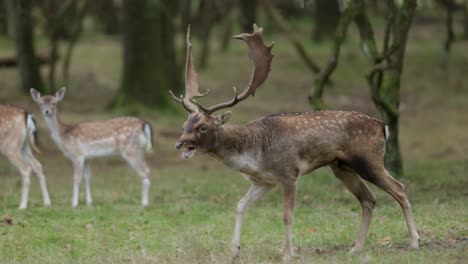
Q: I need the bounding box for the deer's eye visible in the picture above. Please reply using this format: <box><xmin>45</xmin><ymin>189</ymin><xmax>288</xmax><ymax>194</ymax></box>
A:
<box><xmin>198</xmin><ymin>125</ymin><xmax>208</xmax><ymax>133</ymax></box>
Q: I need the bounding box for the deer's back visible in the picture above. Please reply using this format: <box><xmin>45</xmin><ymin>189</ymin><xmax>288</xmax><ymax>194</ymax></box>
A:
<box><xmin>0</xmin><ymin>105</ymin><xmax>28</xmax><ymax>154</ymax></box>
<box><xmin>251</xmin><ymin>111</ymin><xmax>387</xmax><ymax>176</ymax></box>
<box><xmin>64</xmin><ymin>117</ymin><xmax>145</xmax><ymax>141</ymax></box>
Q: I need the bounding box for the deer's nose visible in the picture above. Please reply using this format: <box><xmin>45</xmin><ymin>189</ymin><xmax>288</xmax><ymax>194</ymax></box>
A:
<box><xmin>175</xmin><ymin>140</ymin><xmax>184</xmax><ymax>149</ymax></box>
<box><xmin>44</xmin><ymin>109</ymin><xmax>51</xmax><ymax>115</ymax></box>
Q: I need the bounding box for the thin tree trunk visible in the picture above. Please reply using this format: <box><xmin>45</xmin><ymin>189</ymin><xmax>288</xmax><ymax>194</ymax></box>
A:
<box><xmin>48</xmin><ymin>35</ymin><xmax>59</xmax><ymax>91</ymax></box>
<box><xmin>0</xmin><ymin>0</ymin><xmax>8</xmax><ymax>35</ymax></box>
<box><xmin>62</xmin><ymin>0</ymin><xmax>90</xmax><ymax>81</ymax></box>
<box><xmin>261</xmin><ymin>0</ymin><xmax>322</xmax><ymax>74</ymax></box>
<box><xmin>9</xmin><ymin>0</ymin><xmax>45</xmax><ymax>93</ymax></box>
<box><xmin>364</xmin><ymin>0</ymin><xmax>417</xmax><ymax>176</ymax></box>
<box><xmin>312</xmin><ymin>0</ymin><xmax>340</xmax><ymax>42</ymax></box>
<box><xmin>307</xmin><ymin>0</ymin><xmax>361</xmax><ymax>110</ymax></box>
<box><xmin>463</xmin><ymin>0</ymin><xmax>468</xmax><ymax>39</ymax></box>
<box><xmin>180</xmin><ymin>0</ymin><xmax>191</xmax><ymax>33</ymax></box>
<box><xmin>220</xmin><ymin>10</ymin><xmax>234</xmax><ymax>52</ymax></box>
<box><xmin>239</xmin><ymin>0</ymin><xmax>257</xmax><ymax>33</ymax></box>
<box><xmin>441</xmin><ymin>0</ymin><xmax>456</xmax><ymax>53</ymax></box>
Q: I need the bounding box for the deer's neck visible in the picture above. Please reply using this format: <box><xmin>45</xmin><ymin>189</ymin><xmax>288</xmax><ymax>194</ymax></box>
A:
<box><xmin>44</xmin><ymin>111</ymin><xmax>69</xmax><ymax>148</ymax></box>
<box><xmin>211</xmin><ymin>123</ymin><xmax>269</xmax><ymax>162</ymax></box>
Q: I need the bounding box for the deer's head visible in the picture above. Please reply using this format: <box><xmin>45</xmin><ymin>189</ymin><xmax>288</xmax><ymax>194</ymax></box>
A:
<box><xmin>30</xmin><ymin>87</ymin><xmax>66</xmax><ymax>118</ymax></box>
<box><xmin>171</xmin><ymin>25</ymin><xmax>274</xmax><ymax>159</ymax></box>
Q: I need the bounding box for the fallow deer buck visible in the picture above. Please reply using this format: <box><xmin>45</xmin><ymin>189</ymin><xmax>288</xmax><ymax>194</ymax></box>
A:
<box><xmin>30</xmin><ymin>87</ymin><xmax>153</xmax><ymax>207</ymax></box>
<box><xmin>0</xmin><ymin>104</ymin><xmax>51</xmax><ymax>209</ymax></box>
<box><xmin>171</xmin><ymin>25</ymin><xmax>420</xmax><ymax>262</ymax></box>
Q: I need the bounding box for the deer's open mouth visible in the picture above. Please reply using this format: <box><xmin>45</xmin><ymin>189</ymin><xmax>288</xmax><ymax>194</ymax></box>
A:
<box><xmin>182</xmin><ymin>145</ymin><xmax>198</xmax><ymax>159</ymax></box>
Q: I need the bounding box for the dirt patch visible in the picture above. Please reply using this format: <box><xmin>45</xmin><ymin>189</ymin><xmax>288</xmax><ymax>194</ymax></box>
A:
<box><xmin>3</xmin><ymin>215</ymin><xmax>13</xmax><ymax>226</ymax></box>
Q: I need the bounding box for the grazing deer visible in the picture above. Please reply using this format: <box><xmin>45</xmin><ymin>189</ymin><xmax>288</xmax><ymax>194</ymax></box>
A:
<box><xmin>171</xmin><ymin>25</ymin><xmax>420</xmax><ymax>262</ymax></box>
<box><xmin>0</xmin><ymin>105</ymin><xmax>51</xmax><ymax>209</ymax></box>
<box><xmin>30</xmin><ymin>87</ymin><xmax>153</xmax><ymax>207</ymax></box>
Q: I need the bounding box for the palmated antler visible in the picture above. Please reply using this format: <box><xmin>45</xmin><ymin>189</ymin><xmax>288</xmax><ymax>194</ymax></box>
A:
<box><xmin>170</xmin><ymin>24</ymin><xmax>274</xmax><ymax>114</ymax></box>
<box><xmin>169</xmin><ymin>25</ymin><xmax>208</xmax><ymax>113</ymax></box>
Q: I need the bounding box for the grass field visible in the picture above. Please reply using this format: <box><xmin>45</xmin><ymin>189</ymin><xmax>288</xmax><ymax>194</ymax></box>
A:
<box><xmin>1</xmin><ymin>22</ymin><xmax>467</xmax><ymax>263</ymax></box>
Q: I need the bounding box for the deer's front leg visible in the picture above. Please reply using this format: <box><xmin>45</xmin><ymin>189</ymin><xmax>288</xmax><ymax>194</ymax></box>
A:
<box><xmin>282</xmin><ymin>180</ymin><xmax>297</xmax><ymax>263</ymax></box>
<box><xmin>72</xmin><ymin>159</ymin><xmax>85</xmax><ymax>208</ymax></box>
<box><xmin>231</xmin><ymin>183</ymin><xmax>272</xmax><ymax>263</ymax></box>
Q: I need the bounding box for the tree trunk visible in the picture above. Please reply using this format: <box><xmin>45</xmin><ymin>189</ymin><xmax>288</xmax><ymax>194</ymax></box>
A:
<box><xmin>308</xmin><ymin>0</ymin><xmax>359</xmax><ymax>110</ymax></box>
<box><xmin>48</xmin><ymin>35</ymin><xmax>59</xmax><ymax>90</ymax></box>
<box><xmin>114</xmin><ymin>0</ymin><xmax>180</xmax><ymax>110</ymax></box>
<box><xmin>180</xmin><ymin>0</ymin><xmax>191</xmax><ymax>34</ymax></box>
<box><xmin>220</xmin><ymin>11</ymin><xmax>234</xmax><ymax>52</ymax></box>
<box><xmin>239</xmin><ymin>0</ymin><xmax>257</xmax><ymax>33</ymax></box>
<box><xmin>312</xmin><ymin>0</ymin><xmax>340</xmax><ymax>42</ymax></box>
<box><xmin>8</xmin><ymin>0</ymin><xmax>45</xmax><ymax>93</ymax></box>
<box><xmin>377</xmin><ymin>0</ymin><xmax>416</xmax><ymax>176</ymax></box>
<box><xmin>62</xmin><ymin>0</ymin><xmax>90</xmax><ymax>81</ymax></box>
<box><xmin>90</xmin><ymin>0</ymin><xmax>120</xmax><ymax>35</ymax></box>
<box><xmin>464</xmin><ymin>0</ymin><xmax>468</xmax><ymax>39</ymax></box>
<box><xmin>0</xmin><ymin>0</ymin><xmax>8</xmax><ymax>35</ymax></box>
<box><xmin>261</xmin><ymin>0</ymin><xmax>322</xmax><ymax>75</ymax></box>
<box><xmin>364</xmin><ymin>0</ymin><xmax>417</xmax><ymax>176</ymax></box>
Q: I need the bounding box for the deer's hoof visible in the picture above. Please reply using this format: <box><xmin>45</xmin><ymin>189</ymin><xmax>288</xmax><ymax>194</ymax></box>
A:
<box><xmin>348</xmin><ymin>246</ymin><xmax>363</xmax><ymax>255</ymax></box>
<box><xmin>282</xmin><ymin>253</ymin><xmax>294</xmax><ymax>263</ymax></box>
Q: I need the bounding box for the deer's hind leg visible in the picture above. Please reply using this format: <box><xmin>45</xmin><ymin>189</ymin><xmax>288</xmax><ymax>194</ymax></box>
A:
<box><xmin>347</xmin><ymin>158</ymin><xmax>420</xmax><ymax>249</ymax></box>
<box><xmin>330</xmin><ymin>162</ymin><xmax>376</xmax><ymax>254</ymax></box>
<box><xmin>121</xmin><ymin>148</ymin><xmax>150</xmax><ymax>207</ymax></box>
<box><xmin>24</xmin><ymin>147</ymin><xmax>51</xmax><ymax>207</ymax></box>
<box><xmin>9</xmin><ymin>153</ymin><xmax>32</xmax><ymax>210</ymax></box>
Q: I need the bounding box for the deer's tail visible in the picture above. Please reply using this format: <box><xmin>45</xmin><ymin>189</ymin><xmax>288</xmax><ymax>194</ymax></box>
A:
<box><xmin>25</xmin><ymin>112</ymin><xmax>40</xmax><ymax>154</ymax></box>
<box><xmin>142</xmin><ymin>122</ymin><xmax>153</xmax><ymax>153</ymax></box>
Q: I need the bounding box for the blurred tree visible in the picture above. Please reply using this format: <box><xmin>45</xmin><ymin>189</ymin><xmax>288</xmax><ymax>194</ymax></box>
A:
<box><xmin>62</xmin><ymin>0</ymin><xmax>90</xmax><ymax>81</ymax></box>
<box><xmin>308</xmin><ymin>0</ymin><xmax>359</xmax><ymax>110</ymax></box>
<box><xmin>8</xmin><ymin>0</ymin><xmax>45</xmax><ymax>93</ymax></box>
<box><xmin>362</xmin><ymin>0</ymin><xmax>417</xmax><ymax>177</ymax></box>
<box><xmin>220</xmin><ymin>11</ymin><xmax>234</xmax><ymax>52</ymax></box>
<box><xmin>180</xmin><ymin>0</ymin><xmax>191</xmax><ymax>34</ymax></box>
<box><xmin>464</xmin><ymin>0</ymin><xmax>468</xmax><ymax>38</ymax></box>
<box><xmin>114</xmin><ymin>0</ymin><xmax>180</xmax><ymax>110</ymax></box>
<box><xmin>194</xmin><ymin>0</ymin><xmax>233</xmax><ymax>69</ymax></box>
<box><xmin>89</xmin><ymin>0</ymin><xmax>121</xmax><ymax>35</ymax></box>
<box><xmin>1</xmin><ymin>0</ymin><xmax>14</xmax><ymax>36</ymax></box>
<box><xmin>307</xmin><ymin>0</ymin><xmax>417</xmax><ymax>176</ymax></box>
<box><xmin>239</xmin><ymin>0</ymin><xmax>258</xmax><ymax>33</ymax></box>
<box><xmin>38</xmin><ymin>0</ymin><xmax>69</xmax><ymax>91</ymax></box>
<box><xmin>437</xmin><ymin>0</ymin><xmax>457</xmax><ymax>53</ymax></box>
<box><xmin>312</xmin><ymin>0</ymin><xmax>340</xmax><ymax>42</ymax></box>
<box><xmin>261</xmin><ymin>0</ymin><xmax>322</xmax><ymax>74</ymax></box>
<box><xmin>0</xmin><ymin>0</ymin><xmax>8</xmax><ymax>35</ymax></box>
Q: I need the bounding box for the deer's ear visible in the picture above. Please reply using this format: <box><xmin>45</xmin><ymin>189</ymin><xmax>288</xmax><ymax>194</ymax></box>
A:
<box><xmin>214</xmin><ymin>111</ymin><xmax>232</xmax><ymax>126</ymax></box>
<box><xmin>30</xmin><ymin>88</ymin><xmax>41</xmax><ymax>102</ymax></box>
<box><xmin>55</xmin><ymin>86</ymin><xmax>66</xmax><ymax>101</ymax></box>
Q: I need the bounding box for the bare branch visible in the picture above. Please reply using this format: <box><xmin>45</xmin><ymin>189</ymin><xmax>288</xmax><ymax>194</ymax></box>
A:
<box><xmin>260</xmin><ymin>0</ymin><xmax>321</xmax><ymax>74</ymax></box>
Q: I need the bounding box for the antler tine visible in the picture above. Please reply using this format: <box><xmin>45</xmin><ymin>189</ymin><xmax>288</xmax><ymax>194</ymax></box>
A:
<box><xmin>169</xmin><ymin>90</ymin><xmax>192</xmax><ymax>112</ymax></box>
<box><xmin>203</xmin><ymin>24</ymin><xmax>274</xmax><ymax>114</ymax></box>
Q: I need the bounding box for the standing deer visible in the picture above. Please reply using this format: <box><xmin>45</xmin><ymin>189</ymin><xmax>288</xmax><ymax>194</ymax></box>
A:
<box><xmin>0</xmin><ymin>105</ymin><xmax>51</xmax><ymax>209</ymax></box>
<box><xmin>30</xmin><ymin>87</ymin><xmax>152</xmax><ymax>207</ymax></box>
<box><xmin>171</xmin><ymin>25</ymin><xmax>420</xmax><ymax>262</ymax></box>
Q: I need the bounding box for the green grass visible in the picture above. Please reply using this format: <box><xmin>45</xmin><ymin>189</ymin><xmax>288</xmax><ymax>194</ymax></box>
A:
<box><xmin>1</xmin><ymin>160</ymin><xmax>466</xmax><ymax>263</ymax></box>
<box><xmin>1</xmin><ymin>22</ymin><xmax>468</xmax><ymax>263</ymax></box>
